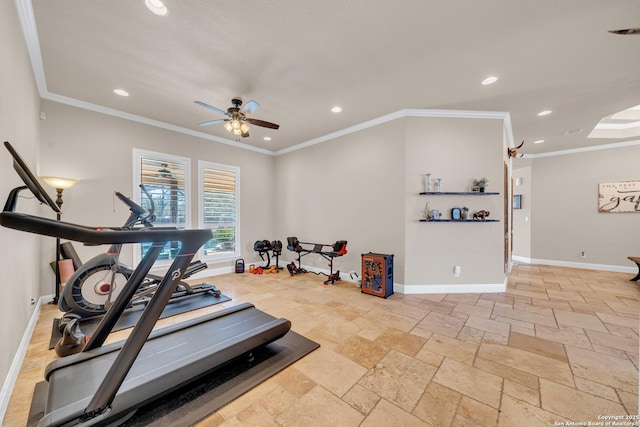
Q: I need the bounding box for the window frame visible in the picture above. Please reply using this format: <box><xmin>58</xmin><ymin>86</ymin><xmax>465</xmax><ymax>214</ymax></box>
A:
<box><xmin>132</xmin><ymin>148</ymin><xmax>191</xmax><ymax>267</ymax></box>
<box><xmin>198</xmin><ymin>160</ymin><xmax>241</xmax><ymax>262</ymax></box>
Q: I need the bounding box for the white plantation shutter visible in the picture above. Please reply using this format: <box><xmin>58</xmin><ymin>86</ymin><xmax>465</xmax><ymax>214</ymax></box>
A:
<box><xmin>140</xmin><ymin>157</ymin><xmax>187</xmax><ymax>225</ymax></box>
<box><xmin>199</xmin><ymin>161</ymin><xmax>240</xmax><ymax>259</ymax></box>
<box><xmin>133</xmin><ymin>149</ymin><xmax>190</xmax><ymax>264</ymax></box>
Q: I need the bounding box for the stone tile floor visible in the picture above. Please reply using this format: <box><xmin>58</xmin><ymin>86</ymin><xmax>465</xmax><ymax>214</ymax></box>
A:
<box><xmin>3</xmin><ymin>263</ymin><xmax>638</xmax><ymax>426</ymax></box>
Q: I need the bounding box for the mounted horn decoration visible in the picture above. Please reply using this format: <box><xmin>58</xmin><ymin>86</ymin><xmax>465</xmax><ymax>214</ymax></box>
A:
<box><xmin>194</xmin><ymin>98</ymin><xmax>280</xmax><ymax>138</ymax></box>
<box><xmin>608</xmin><ymin>28</ymin><xmax>640</xmax><ymax>35</ymax></box>
<box><xmin>508</xmin><ymin>140</ymin><xmax>525</xmax><ymax>158</ymax></box>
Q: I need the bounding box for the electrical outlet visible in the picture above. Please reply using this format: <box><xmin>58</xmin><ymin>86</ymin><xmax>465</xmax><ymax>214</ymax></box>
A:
<box><xmin>30</xmin><ymin>297</ymin><xmax>36</xmax><ymax>305</ymax></box>
<box><xmin>453</xmin><ymin>265</ymin><xmax>461</xmax><ymax>277</ymax></box>
<box><xmin>580</xmin><ymin>251</ymin><xmax>586</xmax><ymax>259</ymax></box>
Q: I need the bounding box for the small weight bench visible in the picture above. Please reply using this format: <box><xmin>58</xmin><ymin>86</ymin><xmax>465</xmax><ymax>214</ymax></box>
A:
<box><xmin>286</xmin><ymin>237</ymin><xmax>347</xmax><ymax>284</ymax></box>
<box><xmin>628</xmin><ymin>257</ymin><xmax>640</xmax><ymax>281</ymax></box>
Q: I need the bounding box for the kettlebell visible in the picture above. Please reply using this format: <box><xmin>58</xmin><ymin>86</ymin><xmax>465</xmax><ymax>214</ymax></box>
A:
<box><xmin>235</xmin><ymin>258</ymin><xmax>245</xmax><ymax>273</ymax></box>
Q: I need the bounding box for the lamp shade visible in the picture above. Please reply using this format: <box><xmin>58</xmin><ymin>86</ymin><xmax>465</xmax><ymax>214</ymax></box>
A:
<box><xmin>41</xmin><ymin>176</ymin><xmax>78</xmax><ymax>190</ymax></box>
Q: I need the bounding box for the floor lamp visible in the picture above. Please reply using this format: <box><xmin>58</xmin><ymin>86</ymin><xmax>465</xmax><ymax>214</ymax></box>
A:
<box><xmin>41</xmin><ymin>176</ymin><xmax>78</xmax><ymax>304</ymax></box>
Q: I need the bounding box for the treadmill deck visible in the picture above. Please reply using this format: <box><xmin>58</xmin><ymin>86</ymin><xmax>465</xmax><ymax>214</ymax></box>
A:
<box><xmin>35</xmin><ymin>303</ymin><xmax>290</xmax><ymax>427</ymax></box>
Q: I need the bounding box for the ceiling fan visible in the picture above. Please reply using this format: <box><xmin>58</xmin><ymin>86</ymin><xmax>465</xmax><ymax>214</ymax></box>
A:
<box><xmin>194</xmin><ymin>98</ymin><xmax>280</xmax><ymax>138</ymax></box>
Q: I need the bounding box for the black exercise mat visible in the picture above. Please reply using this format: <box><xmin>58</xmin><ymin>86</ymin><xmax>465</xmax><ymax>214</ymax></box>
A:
<box><xmin>29</xmin><ymin>331</ymin><xmax>319</xmax><ymax>427</ymax></box>
<box><xmin>50</xmin><ymin>291</ymin><xmax>231</xmax><ymax>349</ymax></box>
<box><xmin>127</xmin><ymin>331</ymin><xmax>319</xmax><ymax>426</ymax></box>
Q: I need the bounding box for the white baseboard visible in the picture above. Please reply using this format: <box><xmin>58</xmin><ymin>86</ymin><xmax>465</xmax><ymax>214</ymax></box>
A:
<box><xmin>0</xmin><ymin>294</ymin><xmax>52</xmax><ymax>425</ymax></box>
<box><xmin>512</xmin><ymin>256</ymin><xmax>636</xmax><ymax>274</ymax></box>
<box><xmin>187</xmin><ymin>265</ymin><xmax>234</xmax><ymax>280</ymax></box>
<box><xmin>181</xmin><ymin>256</ymin><xmax>634</xmax><ymax>295</ymax></box>
<box><xmin>395</xmin><ymin>279</ymin><xmax>507</xmax><ymax>295</ymax></box>
<box><xmin>287</xmin><ymin>259</ymin><xmax>507</xmax><ymax>295</ymax></box>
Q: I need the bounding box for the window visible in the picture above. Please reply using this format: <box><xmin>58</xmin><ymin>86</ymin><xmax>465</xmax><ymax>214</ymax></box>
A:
<box><xmin>198</xmin><ymin>160</ymin><xmax>240</xmax><ymax>260</ymax></box>
<box><xmin>133</xmin><ymin>149</ymin><xmax>190</xmax><ymax>265</ymax></box>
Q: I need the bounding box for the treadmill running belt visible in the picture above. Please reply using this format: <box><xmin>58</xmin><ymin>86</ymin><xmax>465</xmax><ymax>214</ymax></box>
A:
<box><xmin>49</xmin><ymin>291</ymin><xmax>232</xmax><ymax>349</ymax></box>
<box><xmin>30</xmin><ymin>330</ymin><xmax>319</xmax><ymax>427</ymax></box>
<box><xmin>126</xmin><ymin>330</ymin><xmax>319</xmax><ymax>426</ymax></box>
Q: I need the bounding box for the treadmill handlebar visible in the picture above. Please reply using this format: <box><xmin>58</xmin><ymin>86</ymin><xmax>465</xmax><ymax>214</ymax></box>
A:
<box><xmin>0</xmin><ymin>211</ymin><xmax>213</xmax><ymax>246</ymax></box>
<box><xmin>2</xmin><ymin>141</ymin><xmax>211</xmax><ymax>246</ymax></box>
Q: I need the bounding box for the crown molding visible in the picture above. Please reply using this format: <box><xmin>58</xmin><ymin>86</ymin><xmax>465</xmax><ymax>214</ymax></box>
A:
<box><xmin>43</xmin><ymin>93</ymin><xmax>274</xmax><ymax>155</ymax></box>
<box><xmin>276</xmin><ymin>109</ymin><xmax>513</xmax><ymax>156</ymax></box>
<box><xmin>16</xmin><ymin>0</ymin><xmax>630</xmax><ymax>160</ymax></box>
<box><xmin>16</xmin><ymin>0</ymin><xmax>272</xmax><ymax>156</ymax></box>
<box><xmin>15</xmin><ymin>0</ymin><xmax>46</xmax><ymax>95</ymax></box>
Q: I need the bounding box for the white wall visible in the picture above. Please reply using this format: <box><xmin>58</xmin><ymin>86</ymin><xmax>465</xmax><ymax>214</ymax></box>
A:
<box><xmin>530</xmin><ymin>145</ymin><xmax>640</xmax><ymax>269</ymax></box>
<box><xmin>275</xmin><ymin>119</ymin><xmax>406</xmax><ymax>282</ymax></box>
<box><xmin>404</xmin><ymin>117</ymin><xmax>507</xmax><ymax>291</ymax></box>
<box><xmin>0</xmin><ymin>0</ymin><xmax>44</xmax><ymax>418</ymax></box>
<box><xmin>512</xmin><ymin>162</ymin><xmax>532</xmax><ymax>259</ymax></box>
<box><xmin>276</xmin><ymin>115</ymin><xmax>509</xmax><ymax>291</ymax></box>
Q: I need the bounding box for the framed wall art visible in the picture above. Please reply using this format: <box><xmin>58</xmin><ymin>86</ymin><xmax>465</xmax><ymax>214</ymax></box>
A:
<box><xmin>598</xmin><ymin>180</ymin><xmax>640</xmax><ymax>213</ymax></box>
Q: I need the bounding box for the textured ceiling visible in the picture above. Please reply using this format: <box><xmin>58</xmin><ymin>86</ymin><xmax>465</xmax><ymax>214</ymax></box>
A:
<box><xmin>22</xmin><ymin>0</ymin><xmax>640</xmax><ymax>154</ymax></box>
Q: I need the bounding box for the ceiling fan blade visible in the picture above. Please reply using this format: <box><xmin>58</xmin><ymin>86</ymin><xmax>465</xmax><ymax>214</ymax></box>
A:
<box><xmin>239</xmin><ymin>100</ymin><xmax>260</xmax><ymax>115</ymax></box>
<box><xmin>194</xmin><ymin>101</ymin><xmax>228</xmax><ymax>116</ymax></box>
<box><xmin>198</xmin><ymin>119</ymin><xmax>228</xmax><ymax>126</ymax></box>
<box><xmin>246</xmin><ymin>118</ymin><xmax>280</xmax><ymax>130</ymax></box>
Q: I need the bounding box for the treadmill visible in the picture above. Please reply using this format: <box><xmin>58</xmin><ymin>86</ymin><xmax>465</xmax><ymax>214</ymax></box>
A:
<box><xmin>1</xmin><ymin>141</ymin><xmax>291</xmax><ymax>426</ymax></box>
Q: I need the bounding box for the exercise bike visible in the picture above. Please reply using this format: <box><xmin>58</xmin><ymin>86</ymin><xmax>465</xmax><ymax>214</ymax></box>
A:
<box><xmin>58</xmin><ymin>186</ymin><xmax>220</xmax><ymax>319</ymax></box>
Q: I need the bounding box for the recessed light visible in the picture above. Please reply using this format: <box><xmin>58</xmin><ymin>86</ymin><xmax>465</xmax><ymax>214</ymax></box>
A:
<box><xmin>481</xmin><ymin>76</ymin><xmax>498</xmax><ymax>85</ymax></box>
<box><xmin>263</xmin><ymin>136</ymin><xmax>272</xmax><ymax>141</ymax></box>
<box><xmin>537</xmin><ymin>110</ymin><xmax>552</xmax><ymax>117</ymax></box>
<box><xmin>533</xmin><ymin>139</ymin><xmax>544</xmax><ymax>144</ymax></box>
<box><xmin>145</xmin><ymin>0</ymin><xmax>168</xmax><ymax>16</ymax></box>
<box><xmin>113</xmin><ymin>89</ymin><xmax>129</xmax><ymax>97</ymax></box>
<box><xmin>331</xmin><ymin>106</ymin><xmax>342</xmax><ymax>113</ymax></box>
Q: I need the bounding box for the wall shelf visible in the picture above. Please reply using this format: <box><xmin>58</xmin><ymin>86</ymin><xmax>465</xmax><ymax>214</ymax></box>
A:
<box><xmin>419</xmin><ymin>191</ymin><xmax>499</xmax><ymax>195</ymax></box>
<box><xmin>420</xmin><ymin>191</ymin><xmax>499</xmax><ymax>222</ymax></box>
<box><xmin>419</xmin><ymin>219</ymin><xmax>499</xmax><ymax>223</ymax></box>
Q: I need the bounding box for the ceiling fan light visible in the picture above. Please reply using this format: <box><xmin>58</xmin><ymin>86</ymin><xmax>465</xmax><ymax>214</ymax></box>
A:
<box><xmin>240</xmin><ymin>123</ymin><xmax>250</xmax><ymax>134</ymax></box>
<box><xmin>231</xmin><ymin>119</ymin><xmax>241</xmax><ymax>130</ymax></box>
<box><xmin>224</xmin><ymin>122</ymin><xmax>233</xmax><ymax>132</ymax></box>
<box><xmin>233</xmin><ymin>128</ymin><xmax>242</xmax><ymax>135</ymax></box>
